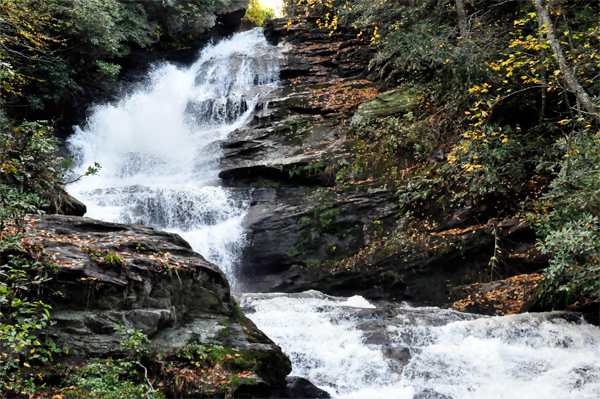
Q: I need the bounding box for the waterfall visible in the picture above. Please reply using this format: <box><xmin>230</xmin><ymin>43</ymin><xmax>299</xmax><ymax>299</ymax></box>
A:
<box><xmin>67</xmin><ymin>29</ymin><xmax>279</xmax><ymax>288</ymax></box>
<box><xmin>67</xmin><ymin>28</ymin><xmax>600</xmax><ymax>399</ymax></box>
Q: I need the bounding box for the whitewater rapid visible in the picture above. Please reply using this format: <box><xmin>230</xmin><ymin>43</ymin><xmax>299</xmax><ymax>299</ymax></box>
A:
<box><xmin>67</xmin><ymin>28</ymin><xmax>600</xmax><ymax>399</ymax></box>
<box><xmin>238</xmin><ymin>291</ymin><xmax>600</xmax><ymax>399</ymax></box>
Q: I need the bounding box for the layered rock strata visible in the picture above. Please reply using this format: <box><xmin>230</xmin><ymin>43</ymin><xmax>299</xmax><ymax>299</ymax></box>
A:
<box><xmin>219</xmin><ymin>16</ymin><xmax>547</xmax><ymax>312</ymax></box>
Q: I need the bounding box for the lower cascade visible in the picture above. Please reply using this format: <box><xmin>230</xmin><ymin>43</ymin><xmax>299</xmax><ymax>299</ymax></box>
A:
<box><xmin>237</xmin><ymin>291</ymin><xmax>600</xmax><ymax>399</ymax></box>
<box><xmin>66</xmin><ymin>29</ymin><xmax>600</xmax><ymax>399</ymax></box>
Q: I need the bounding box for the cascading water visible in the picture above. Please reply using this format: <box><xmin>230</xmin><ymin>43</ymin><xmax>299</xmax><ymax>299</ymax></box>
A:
<box><xmin>67</xmin><ymin>29</ymin><xmax>279</xmax><ymax>287</ymax></box>
<box><xmin>237</xmin><ymin>291</ymin><xmax>600</xmax><ymax>399</ymax></box>
<box><xmin>67</xmin><ymin>28</ymin><xmax>600</xmax><ymax>399</ymax></box>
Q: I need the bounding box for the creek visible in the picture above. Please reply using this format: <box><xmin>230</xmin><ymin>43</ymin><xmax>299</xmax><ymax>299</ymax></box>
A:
<box><xmin>67</xmin><ymin>29</ymin><xmax>600</xmax><ymax>399</ymax></box>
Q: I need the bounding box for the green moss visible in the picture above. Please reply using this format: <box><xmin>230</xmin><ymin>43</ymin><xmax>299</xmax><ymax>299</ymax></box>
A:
<box><xmin>254</xmin><ymin>177</ymin><xmax>281</xmax><ymax>188</ymax></box>
<box><xmin>288</xmin><ymin>246</ymin><xmax>299</xmax><ymax>257</ymax></box>
<box><xmin>297</xmin><ymin>215</ymin><xmax>312</xmax><ymax>224</ymax></box>
<box><xmin>228</xmin><ymin>297</ymin><xmax>245</xmax><ymax>323</ymax></box>
<box><xmin>217</xmin><ymin>327</ymin><xmax>231</xmax><ymax>339</ymax></box>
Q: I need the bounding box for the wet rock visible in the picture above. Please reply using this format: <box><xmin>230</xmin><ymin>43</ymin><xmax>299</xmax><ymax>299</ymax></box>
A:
<box><xmin>44</xmin><ymin>189</ymin><xmax>87</xmax><ymax>216</ymax></box>
<box><xmin>382</xmin><ymin>347</ymin><xmax>412</xmax><ymax>372</ymax></box>
<box><xmin>216</xmin><ymin>16</ymin><xmax>396</xmax><ymax>294</ymax></box>
<box><xmin>218</xmin><ymin>14</ymin><xmax>376</xmax><ymax>183</ymax></box>
<box><xmin>240</xmin><ymin>187</ymin><xmax>397</xmax><ymax>287</ymax></box>
<box><xmin>273</xmin><ymin>376</ymin><xmax>332</xmax><ymax>398</ymax></box>
<box><xmin>245</xmin><ymin>217</ymin><xmax>548</xmax><ymax>305</ymax></box>
<box><xmin>414</xmin><ymin>389</ymin><xmax>453</xmax><ymax>399</ymax></box>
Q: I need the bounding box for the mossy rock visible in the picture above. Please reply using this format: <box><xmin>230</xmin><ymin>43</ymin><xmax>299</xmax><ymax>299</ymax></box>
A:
<box><xmin>352</xmin><ymin>88</ymin><xmax>419</xmax><ymax>124</ymax></box>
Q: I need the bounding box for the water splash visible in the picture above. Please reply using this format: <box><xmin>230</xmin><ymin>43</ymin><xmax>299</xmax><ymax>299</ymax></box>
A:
<box><xmin>237</xmin><ymin>291</ymin><xmax>600</xmax><ymax>399</ymax></box>
<box><xmin>67</xmin><ymin>29</ymin><xmax>280</xmax><ymax>287</ymax></box>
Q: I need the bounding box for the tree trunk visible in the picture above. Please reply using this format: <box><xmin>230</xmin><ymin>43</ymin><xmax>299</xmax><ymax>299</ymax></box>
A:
<box><xmin>537</xmin><ymin>16</ymin><xmax>547</xmax><ymax>119</ymax></box>
<box><xmin>532</xmin><ymin>0</ymin><xmax>599</xmax><ymax>122</ymax></box>
<box><xmin>455</xmin><ymin>0</ymin><xmax>469</xmax><ymax>40</ymax></box>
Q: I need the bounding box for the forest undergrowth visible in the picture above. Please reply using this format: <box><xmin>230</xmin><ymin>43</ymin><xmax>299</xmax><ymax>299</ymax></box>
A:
<box><xmin>286</xmin><ymin>0</ymin><xmax>600</xmax><ymax>311</ymax></box>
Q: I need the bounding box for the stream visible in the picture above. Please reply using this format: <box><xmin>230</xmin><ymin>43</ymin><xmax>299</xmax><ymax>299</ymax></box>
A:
<box><xmin>67</xmin><ymin>28</ymin><xmax>600</xmax><ymax>399</ymax></box>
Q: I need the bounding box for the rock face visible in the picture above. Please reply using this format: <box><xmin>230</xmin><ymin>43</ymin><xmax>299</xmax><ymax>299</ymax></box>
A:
<box><xmin>245</xmin><ymin>217</ymin><xmax>547</xmax><ymax>305</ymax></box>
<box><xmin>242</xmin><ymin>187</ymin><xmax>398</xmax><ymax>290</ymax></box>
<box><xmin>27</xmin><ymin>215</ymin><xmax>291</xmax><ymax>394</ymax></box>
<box><xmin>273</xmin><ymin>377</ymin><xmax>332</xmax><ymax>399</ymax></box>
<box><xmin>218</xmin><ymin>14</ymin><xmax>405</xmax><ymax>293</ymax></box>
<box><xmin>216</xmin><ymin>14</ymin><xmax>548</xmax><ymax>310</ymax></box>
<box><xmin>45</xmin><ymin>189</ymin><xmax>87</xmax><ymax>217</ymax></box>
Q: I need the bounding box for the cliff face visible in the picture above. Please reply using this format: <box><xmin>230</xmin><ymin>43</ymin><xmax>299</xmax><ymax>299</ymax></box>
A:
<box><xmin>217</xmin><ymin>14</ymin><xmax>547</xmax><ymax>314</ymax></box>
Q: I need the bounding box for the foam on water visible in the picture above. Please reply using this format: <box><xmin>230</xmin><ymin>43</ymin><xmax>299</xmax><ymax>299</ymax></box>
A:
<box><xmin>67</xmin><ymin>29</ymin><xmax>279</xmax><ymax>286</ymax></box>
<box><xmin>238</xmin><ymin>291</ymin><xmax>600</xmax><ymax>399</ymax></box>
<box><xmin>238</xmin><ymin>291</ymin><xmax>399</xmax><ymax>397</ymax></box>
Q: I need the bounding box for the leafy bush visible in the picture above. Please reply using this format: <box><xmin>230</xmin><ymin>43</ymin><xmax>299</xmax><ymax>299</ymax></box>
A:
<box><xmin>0</xmin><ymin>184</ymin><xmax>65</xmax><ymax>396</ymax></box>
<box><xmin>439</xmin><ymin>124</ymin><xmax>527</xmax><ymax>207</ymax></box>
<box><xmin>243</xmin><ymin>0</ymin><xmax>276</xmax><ymax>27</ymax></box>
<box><xmin>65</xmin><ymin>359</ymin><xmax>163</xmax><ymax>399</ymax></box>
<box><xmin>539</xmin><ymin>214</ymin><xmax>600</xmax><ymax>306</ymax></box>
<box><xmin>64</xmin><ymin>326</ymin><xmax>163</xmax><ymax>399</ymax></box>
<box><xmin>59</xmin><ymin>0</ymin><xmax>154</xmax><ymax>60</ymax></box>
<box><xmin>0</xmin><ymin>120</ymin><xmax>69</xmax><ymax>199</ymax></box>
<box><xmin>534</xmin><ymin>132</ymin><xmax>600</xmax><ymax>306</ymax></box>
<box><xmin>0</xmin><ymin>0</ymin><xmax>233</xmax><ymax>110</ymax></box>
<box><xmin>0</xmin><ymin>115</ymin><xmax>103</xmax><ymax>394</ymax></box>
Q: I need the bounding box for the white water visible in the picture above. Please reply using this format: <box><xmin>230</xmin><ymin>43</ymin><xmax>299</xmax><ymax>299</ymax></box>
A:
<box><xmin>238</xmin><ymin>291</ymin><xmax>600</xmax><ymax>399</ymax></box>
<box><xmin>66</xmin><ymin>29</ymin><xmax>600</xmax><ymax>399</ymax></box>
<box><xmin>67</xmin><ymin>29</ymin><xmax>279</xmax><ymax>287</ymax></box>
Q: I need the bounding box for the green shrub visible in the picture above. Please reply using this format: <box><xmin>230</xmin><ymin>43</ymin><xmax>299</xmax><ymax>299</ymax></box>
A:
<box><xmin>1</xmin><ymin>0</ymin><xmax>231</xmax><ymax>109</ymax></box>
<box><xmin>438</xmin><ymin>124</ymin><xmax>527</xmax><ymax>207</ymax></box>
<box><xmin>0</xmin><ymin>120</ymin><xmax>68</xmax><ymax>199</ymax></box>
<box><xmin>0</xmin><ymin>185</ymin><xmax>65</xmax><ymax>396</ymax></box>
<box><xmin>64</xmin><ymin>359</ymin><xmax>164</xmax><ymax>399</ymax></box>
<box><xmin>539</xmin><ymin>214</ymin><xmax>600</xmax><ymax>306</ymax></box>
<box><xmin>243</xmin><ymin>0</ymin><xmax>276</xmax><ymax>27</ymax></box>
<box><xmin>63</xmin><ymin>326</ymin><xmax>162</xmax><ymax>399</ymax></box>
<box><xmin>534</xmin><ymin>132</ymin><xmax>600</xmax><ymax>306</ymax></box>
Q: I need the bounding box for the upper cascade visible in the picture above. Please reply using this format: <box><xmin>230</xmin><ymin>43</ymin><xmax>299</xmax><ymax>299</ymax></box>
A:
<box><xmin>67</xmin><ymin>29</ymin><xmax>281</xmax><ymax>287</ymax></box>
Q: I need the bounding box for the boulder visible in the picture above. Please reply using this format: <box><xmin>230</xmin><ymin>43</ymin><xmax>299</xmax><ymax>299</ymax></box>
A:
<box><xmin>274</xmin><ymin>376</ymin><xmax>332</xmax><ymax>398</ymax></box>
<box><xmin>44</xmin><ymin>189</ymin><xmax>87</xmax><ymax>216</ymax></box>
<box><xmin>352</xmin><ymin>88</ymin><xmax>420</xmax><ymax>124</ymax></box>
<box><xmin>25</xmin><ymin>215</ymin><xmax>291</xmax><ymax>391</ymax></box>
<box><xmin>241</xmin><ymin>186</ymin><xmax>398</xmax><ymax>284</ymax></box>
